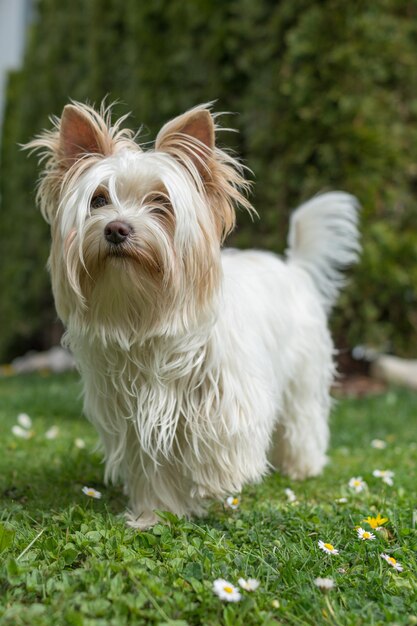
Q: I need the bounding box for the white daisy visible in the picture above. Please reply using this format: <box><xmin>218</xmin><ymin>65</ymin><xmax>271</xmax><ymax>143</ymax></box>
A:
<box><xmin>348</xmin><ymin>477</ymin><xmax>367</xmax><ymax>493</ymax></box>
<box><xmin>74</xmin><ymin>438</ymin><xmax>86</xmax><ymax>449</ymax></box>
<box><xmin>213</xmin><ymin>579</ymin><xmax>241</xmax><ymax>602</ymax></box>
<box><xmin>284</xmin><ymin>488</ymin><xmax>297</xmax><ymax>503</ymax></box>
<box><xmin>82</xmin><ymin>486</ymin><xmax>102</xmax><ymax>499</ymax></box>
<box><xmin>12</xmin><ymin>425</ymin><xmax>33</xmax><ymax>439</ymax></box>
<box><xmin>357</xmin><ymin>527</ymin><xmax>376</xmax><ymax>541</ymax></box>
<box><xmin>371</xmin><ymin>439</ymin><xmax>387</xmax><ymax>449</ymax></box>
<box><xmin>381</xmin><ymin>553</ymin><xmax>403</xmax><ymax>572</ymax></box>
<box><xmin>17</xmin><ymin>413</ymin><xmax>32</xmax><ymax>429</ymax></box>
<box><xmin>373</xmin><ymin>469</ymin><xmax>394</xmax><ymax>486</ymax></box>
<box><xmin>336</xmin><ymin>497</ymin><xmax>348</xmax><ymax>504</ymax></box>
<box><xmin>318</xmin><ymin>540</ymin><xmax>339</xmax><ymax>555</ymax></box>
<box><xmin>238</xmin><ymin>578</ymin><xmax>259</xmax><ymax>591</ymax></box>
<box><xmin>225</xmin><ymin>496</ymin><xmax>240</xmax><ymax>509</ymax></box>
<box><xmin>314</xmin><ymin>577</ymin><xmax>335</xmax><ymax>591</ymax></box>
<box><xmin>45</xmin><ymin>425</ymin><xmax>59</xmax><ymax>440</ymax></box>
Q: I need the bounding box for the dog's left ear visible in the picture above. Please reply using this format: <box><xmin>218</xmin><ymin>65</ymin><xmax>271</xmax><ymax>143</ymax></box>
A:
<box><xmin>155</xmin><ymin>107</ymin><xmax>215</xmax><ymax>178</ymax></box>
<box><xmin>155</xmin><ymin>105</ymin><xmax>253</xmax><ymax>242</ymax></box>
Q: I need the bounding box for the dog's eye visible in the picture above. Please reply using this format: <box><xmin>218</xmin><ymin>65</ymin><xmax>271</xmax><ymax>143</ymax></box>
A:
<box><xmin>148</xmin><ymin>194</ymin><xmax>171</xmax><ymax>215</ymax></box>
<box><xmin>91</xmin><ymin>193</ymin><xmax>108</xmax><ymax>209</ymax></box>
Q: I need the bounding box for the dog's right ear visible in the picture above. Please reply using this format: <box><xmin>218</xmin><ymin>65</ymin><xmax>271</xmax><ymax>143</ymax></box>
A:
<box><xmin>58</xmin><ymin>104</ymin><xmax>105</xmax><ymax>168</ymax></box>
<box><xmin>25</xmin><ymin>102</ymin><xmax>112</xmax><ymax>174</ymax></box>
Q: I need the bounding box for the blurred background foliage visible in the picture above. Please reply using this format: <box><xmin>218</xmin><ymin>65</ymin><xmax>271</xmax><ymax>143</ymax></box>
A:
<box><xmin>1</xmin><ymin>0</ymin><xmax>417</xmax><ymax>361</ymax></box>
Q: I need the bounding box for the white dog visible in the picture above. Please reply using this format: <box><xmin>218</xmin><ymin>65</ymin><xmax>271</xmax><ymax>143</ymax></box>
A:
<box><xmin>28</xmin><ymin>102</ymin><xmax>360</xmax><ymax>528</ymax></box>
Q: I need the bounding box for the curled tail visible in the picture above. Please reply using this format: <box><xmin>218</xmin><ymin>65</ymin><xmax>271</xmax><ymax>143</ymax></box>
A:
<box><xmin>286</xmin><ymin>192</ymin><xmax>360</xmax><ymax>313</ymax></box>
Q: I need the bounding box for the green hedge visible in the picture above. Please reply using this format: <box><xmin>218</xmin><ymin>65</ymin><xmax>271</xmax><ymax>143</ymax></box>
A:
<box><xmin>1</xmin><ymin>0</ymin><xmax>417</xmax><ymax>360</ymax></box>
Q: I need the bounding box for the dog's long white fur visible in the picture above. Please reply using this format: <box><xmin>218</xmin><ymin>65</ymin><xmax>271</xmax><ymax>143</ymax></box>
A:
<box><xmin>28</xmin><ymin>103</ymin><xmax>360</xmax><ymax>528</ymax></box>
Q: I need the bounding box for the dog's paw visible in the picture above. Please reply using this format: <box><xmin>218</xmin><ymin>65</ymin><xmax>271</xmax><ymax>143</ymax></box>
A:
<box><xmin>282</xmin><ymin>455</ymin><xmax>328</xmax><ymax>480</ymax></box>
<box><xmin>125</xmin><ymin>510</ymin><xmax>159</xmax><ymax>530</ymax></box>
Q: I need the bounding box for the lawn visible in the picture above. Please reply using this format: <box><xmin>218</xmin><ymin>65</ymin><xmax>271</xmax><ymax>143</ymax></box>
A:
<box><xmin>1</xmin><ymin>372</ymin><xmax>416</xmax><ymax>625</ymax></box>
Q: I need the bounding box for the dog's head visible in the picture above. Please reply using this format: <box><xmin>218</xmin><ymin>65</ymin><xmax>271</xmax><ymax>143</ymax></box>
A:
<box><xmin>27</xmin><ymin>103</ymin><xmax>252</xmax><ymax>344</ymax></box>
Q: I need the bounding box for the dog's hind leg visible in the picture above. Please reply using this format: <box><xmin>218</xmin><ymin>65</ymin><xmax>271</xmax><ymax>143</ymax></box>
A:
<box><xmin>268</xmin><ymin>353</ymin><xmax>333</xmax><ymax>480</ymax></box>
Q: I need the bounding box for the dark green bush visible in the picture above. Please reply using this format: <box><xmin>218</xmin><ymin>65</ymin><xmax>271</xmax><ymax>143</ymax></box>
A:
<box><xmin>1</xmin><ymin>0</ymin><xmax>417</xmax><ymax>360</ymax></box>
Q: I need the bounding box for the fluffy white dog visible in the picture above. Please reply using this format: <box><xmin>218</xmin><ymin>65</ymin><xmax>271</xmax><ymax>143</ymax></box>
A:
<box><xmin>28</xmin><ymin>102</ymin><xmax>360</xmax><ymax>528</ymax></box>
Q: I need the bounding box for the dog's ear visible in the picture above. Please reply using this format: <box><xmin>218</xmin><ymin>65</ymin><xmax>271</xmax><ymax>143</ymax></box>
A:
<box><xmin>59</xmin><ymin>104</ymin><xmax>105</xmax><ymax>167</ymax></box>
<box><xmin>155</xmin><ymin>105</ymin><xmax>254</xmax><ymax>242</ymax></box>
<box><xmin>155</xmin><ymin>107</ymin><xmax>215</xmax><ymax>178</ymax></box>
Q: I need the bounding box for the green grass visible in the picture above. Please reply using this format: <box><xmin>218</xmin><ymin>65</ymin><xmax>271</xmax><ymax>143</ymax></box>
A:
<box><xmin>1</xmin><ymin>373</ymin><xmax>416</xmax><ymax>626</ymax></box>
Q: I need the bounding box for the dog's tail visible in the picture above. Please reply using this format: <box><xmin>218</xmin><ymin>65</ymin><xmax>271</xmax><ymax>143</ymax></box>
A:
<box><xmin>286</xmin><ymin>192</ymin><xmax>360</xmax><ymax>313</ymax></box>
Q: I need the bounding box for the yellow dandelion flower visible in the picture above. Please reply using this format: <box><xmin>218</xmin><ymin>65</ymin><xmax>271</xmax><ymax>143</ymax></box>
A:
<box><xmin>363</xmin><ymin>513</ymin><xmax>388</xmax><ymax>530</ymax></box>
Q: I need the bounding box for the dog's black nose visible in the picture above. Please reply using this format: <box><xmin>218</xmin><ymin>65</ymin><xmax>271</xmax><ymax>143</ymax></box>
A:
<box><xmin>104</xmin><ymin>221</ymin><xmax>132</xmax><ymax>245</ymax></box>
